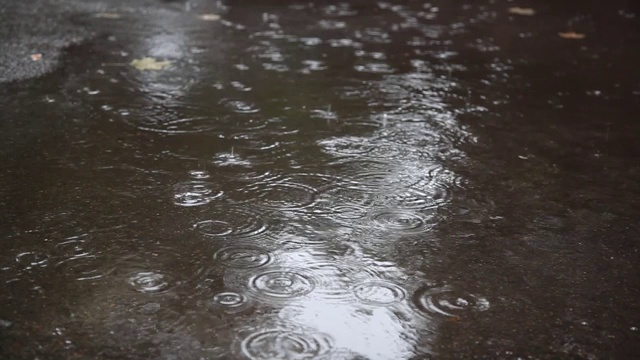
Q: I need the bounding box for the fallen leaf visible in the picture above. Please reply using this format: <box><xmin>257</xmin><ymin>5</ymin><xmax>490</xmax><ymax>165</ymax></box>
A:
<box><xmin>199</xmin><ymin>14</ymin><xmax>221</xmax><ymax>21</ymax></box>
<box><xmin>558</xmin><ymin>31</ymin><xmax>586</xmax><ymax>39</ymax></box>
<box><xmin>447</xmin><ymin>316</ymin><xmax>462</xmax><ymax>322</ymax></box>
<box><xmin>508</xmin><ymin>7</ymin><xmax>536</xmax><ymax>16</ymax></box>
<box><xmin>30</xmin><ymin>53</ymin><xmax>43</xmax><ymax>61</ymax></box>
<box><xmin>130</xmin><ymin>57</ymin><xmax>172</xmax><ymax>71</ymax></box>
<box><xmin>95</xmin><ymin>12</ymin><xmax>122</xmax><ymax>19</ymax></box>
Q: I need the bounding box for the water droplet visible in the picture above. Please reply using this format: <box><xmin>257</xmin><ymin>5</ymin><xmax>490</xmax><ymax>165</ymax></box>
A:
<box><xmin>193</xmin><ymin>207</ymin><xmax>277</xmax><ymax>239</ymax></box>
<box><xmin>124</xmin><ymin>114</ymin><xmax>218</xmax><ymax>134</ymax></box>
<box><xmin>212</xmin><ymin>291</ymin><xmax>247</xmax><ymax>307</ymax></box>
<box><xmin>214</xmin><ymin>246</ymin><xmax>272</xmax><ymax>269</ymax></box>
<box><xmin>55</xmin><ymin>255</ymin><xmax>112</xmax><ymax>281</ymax></box>
<box><xmin>15</xmin><ymin>252</ymin><xmax>49</xmax><ymax>269</ymax></box>
<box><xmin>250</xmin><ymin>270</ymin><xmax>315</xmax><ymax>299</ymax></box>
<box><xmin>222</xmin><ymin>99</ymin><xmax>260</xmax><ymax>114</ymax></box>
<box><xmin>241</xmin><ymin>328</ymin><xmax>333</xmax><ymax>360</ymax></box>
<box><xmin>188</xmin><ymin>170</ymin><xmax>210</xmax><ymax>179</ymax></box>
<box><xmin>128</xmin><ymin>271</ymin><xmax>170</xmax><ymax>294</ymax></box>
<box><xmin>302</xmin><ymin>261</ymin><xmax>381</xmax><ymax>302</ymax></box>
<box><xmin>329</xmin><ymin>204</ymin><xmax>370</xmax><ymax>221</ymax></box>
<box><xmin>412</xmin><ymin>285</ymin><xmax>489</xmax><ymax>317</ymax></box>
<box><xmin>354</xmin><ymin>62</ymin><xmax>395</xmax><ymax>74</ymax></box>
<box><xmin>239</xmin><ymin>181</ymin><xmax>319</xmax><ymax>211</ymax></box>
<box><xmin>318</xmin><ymin>136</ymin><xmax>375</xmax><ymax>157</ymax></box>
<box><xmin>371</xmin><ymin>210</ymin><xmax>435</xmax><ymax>233</ymax></box>
<box><xmin>173</xmin><ymin>181</ymin><xmax>223</xmax><ymax>207</ymax></box>
<box><xmin>353</xmin><ymin>281</ymin><xmax>406</xmax><ymax>305</ymax></box>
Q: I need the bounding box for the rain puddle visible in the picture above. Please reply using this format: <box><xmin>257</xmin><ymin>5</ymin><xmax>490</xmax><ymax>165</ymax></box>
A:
<box><xmin>0</xmin><ymin>0</ymin><xmax>639</xmax><ymax>359</ymax></box>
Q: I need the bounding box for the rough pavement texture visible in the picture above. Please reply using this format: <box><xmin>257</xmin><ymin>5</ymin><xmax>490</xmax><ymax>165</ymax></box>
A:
<box><xmin>0</xmin><ymin>0</ymin><xmax>204</xmax><ymax>83</ymax></box>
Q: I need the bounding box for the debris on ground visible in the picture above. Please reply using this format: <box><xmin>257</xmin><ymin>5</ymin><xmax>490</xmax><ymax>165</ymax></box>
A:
<box><xmin>130</xmin><ymin>57</ymin><xmax>172</xmax><ymax>70</ymax></box>
<box><xmin>508</xmin><ymin>7</ymin><xmax>536</xmax><ymax>16</ymax></box>
<box><xmin>558</xmin><ymin>31</ymin><xmax>586</xmax><ymax>39</ymax></box>
<box><xmin>199</xmin><ymin>14</ymin><xmax>221</xmax><ymax>21</ymax></box>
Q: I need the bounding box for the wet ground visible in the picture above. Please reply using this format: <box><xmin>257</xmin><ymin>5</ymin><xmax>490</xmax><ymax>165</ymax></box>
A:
<box><xmin>1</xmin><ymin>0</ymin><xmax>639</xmax><ymax>359</ymax></box>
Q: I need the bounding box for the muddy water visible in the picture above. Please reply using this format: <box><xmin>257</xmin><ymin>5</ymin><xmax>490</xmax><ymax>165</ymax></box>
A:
<box><xmin>1</xmin><ymin>0</ymin><xmax>639</xmax><ymax>359</ymax></box>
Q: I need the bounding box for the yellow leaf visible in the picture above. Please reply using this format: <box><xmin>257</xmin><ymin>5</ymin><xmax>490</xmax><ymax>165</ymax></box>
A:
<box><xmin>508</xmin><ymin>7</ymin><xmax>536</xmax><ymax>16</ymax></box>
<box><xmin>130</xmin><ymin>57</ymin><xmax>172</xmax><ymax>71</ymax></box>
<box><xmin>95</xmin><ymin>12</ymin><xmax>122</xmax><ymax>19</ymax></box>
<box><xmin>558</xmin><ymin>31</ymin><xmax>586</xmax><ymax>39</ymax></box>
<box><xmin>30</xmin><ymin>53</ymin><xmax>43</xmax><ymax>61</ymax></box>
<box><xmin>199</xmin><ymin>14</ymin><xmax>221</xmax><ymax>21</ymax></box>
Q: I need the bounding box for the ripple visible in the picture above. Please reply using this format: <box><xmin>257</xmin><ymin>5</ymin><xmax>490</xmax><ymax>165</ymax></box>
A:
<box><xmin>317</xmin><ymin>136</ymin><xmax>375</xmax><ymax>157</ymax></box>
<box><xmin>188</xmin><ymin>170</ymin><xmax>210</xmax><ymax>179</ymax></box>
<box><xmin>241</xmin><ymin>328</ymin><xmax>333</xmax><ymax>360</ymax></box>
<box><xmin>121</xmin><ymin>104</ymin><xmax>219</xmax><ymax>134</ymax></box>
<box><xmin>239</xmin><ymin>181</ymin><xmax>319</xmax><ymax>211</ymax></box>
<box><xmin>112</xmin><ymin>244</ymin><xmax>208</xmax><ymax>296</ymax></box>
<box><xmin>212</xmin><ymin>152</ymin><xmax>253</xmax><ymax>167</ymax></box>
<box><xmin>173</xmin><ymin>181</ymin><xmax>224</xmax><ymax>207</ymax></box>
<box><xmin>128</xmin><ymin>271</ymin><xmax>171</xmax><ymax>294</ymax></box>
<box><xmin>212</xmin><ymin>291</ymin><xmax>248</xmax><ymax>308</ymax></box>
<box><xmin>249</xmin><ymin>270</ymin><xmax>315</xmax><ymax>299</ymax></box>
<box><xmin>354</xmin><ymin>62</ymin><xmax>395</xmax><ymax>74</ymax></box>
<box><xmin>353</xmin><ymin>281</ymin><xmax>406</xmax><ymax>305</ymax></box>
<box><xmin>371</xmin><ymin>210</ymin><xmax>436</xmax><ymax>233</ymax></box>
<box><xmin>379</xmin><ymin>186</ymin><xmax>450</xmax><ymax>210</ymax></box>
<box><xmin>304</xmin><ymin>261</ymin><xmax>380</xmax><ymax>302</ymax></box>
<box><xmin>15</xmin><ymin>252</ymin><xmax>49</xmax><ymax>269</ymax></box>
<box><xmin>327</xmin><ymin>204</ymin><xmax>370</xmax><ymax>221</ymax></box>
<box><xmin>333</xmin><ymin>160</ymin><xmax>400</xmax><ymax>189</ymax></box>
<box><xmin>412</xmin><ymin>285</ymin><xmax>490</xmax><ymax>317</ymax></box>
<box><xmin>193</xmin><ymin>208</ymin><xmax>278</xmax><ymax>239</ymax></box>
<box><xmin>214</xmin><ymin>246</ymin><xmax>273</xmax><ymax>269</ymax></box>
<box><xmin>222</xmin><ymin>99</ymin><xmax>260</xmax><ymax>114</ymax></box>
<box><xmin>55</xmin><ymin>255</ymin><xmax>112</xmax><ymax>281</ymax></box>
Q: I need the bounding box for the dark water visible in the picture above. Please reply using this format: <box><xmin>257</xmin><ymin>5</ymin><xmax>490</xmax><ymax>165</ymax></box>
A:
<box><xmin>1</xmin><ymin>0</ymin><xmax>639</xmax><ymax>359</ymax></box>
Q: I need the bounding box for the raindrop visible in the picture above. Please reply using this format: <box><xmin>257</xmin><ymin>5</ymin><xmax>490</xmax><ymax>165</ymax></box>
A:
<box><xmin>240</xmin><ymin>328</ymin><xmax>333</xmax><ymax>360</ymax></box>
<box><xmin>188</xmin><ymin>170</ymin><xmax>210</xmax><ymax>179</ymax></box>
<box><xmin>327</xmin><ymin>204</ymin><xmax>370</xmax><ymax>222</ymax></box>
<box><xmin>230</xmin><ymin>81</ymin><xmax>252</xmax><ymax>92</ymax></box>
<box><xmin>303</xmin><ymin>261</ymin><xmax>380</xmax><ymax>302</ymax></box>
<box><xmin>222</xmin><ymin>99</ymin><xmax>260</xmax><ymax>114</ymax></box>
<box><xmin>55</xmin><ymin>255</ymin><xmax>112</xmax><ymax>281</ymax></box>
<box><xmin>353</xmin><ymin>281</ymin><xmax>406</xmax><ymax>305</ymax></box>
<box><xmin>318</xmin><ymin>136</ymin><xmax>375</xmax><ymax>157</ymax></box>
<box><xmin>214</xmin><ymin>246</ymin><xmax>272</xmax><ymax>269</ymax></box>
<box><xmin>15</xmin><ymin>252</ymin><xmax>49</xmax><ymax>269</ymax></box>
<box><xmin>173</xmin><ymin>181</ymin><xmax>223</xmax><ymax>207</ymax></box>
<box><xmin>238</xmin><ymin>181</ymin><xmax>320</xmax><ymax>211</ymax></box>
<box><xmin>193</xmin><ymin>207</ymin><xmax>277</xmax><ymax>239</ymax></box>
<box><xmin>412</xmin><ymin>285</ymin><xmax>489</xmax><ymax>317</ymax></box>
<box><xmin>212</xmin><ymin>151</ymin><xmax>253</xmax><ymax>167</ymax></box>
<box><xmin>371</xmin><ymin>210</ymin><xmax>435</xmax><ymax>233</ymax></box>
<box><xmin>249</xmin><ymin>270</ymin><xmax>315</xmax><ymax>299</ymax></box>
<box><xmin>354</xmin><ymin>63</ymin><xmax>395</xmax><ymax>74</ymax></box>
<box><xmin>128</xmin><ymin>271</ymin><xmax>171</xmax><ymax>294</ymax></box>
<box><xmin>300</xmin><ymin>37</ymin><xmax>322</xmax><ymax>46</ymax></box>
<box><xmin>379</xmin><ymin>187</ymin><xmax>449</xmax><ymax>210</ymax></box>
<box><xmin>123</xmin><ymin>114</ymin><xmax>218</xmax><ymax>134</ymax></box>
<box><xmin>212</xmin><ymin>291</ymin><xmax>248</xmax><ymax>308</ymax></box>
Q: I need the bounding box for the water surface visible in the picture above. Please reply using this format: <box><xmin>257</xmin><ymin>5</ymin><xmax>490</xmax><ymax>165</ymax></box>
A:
<box><xmin>1</xmin><ymin>0</ymin><xmax>639</xmax><ymax>358</ymax></box>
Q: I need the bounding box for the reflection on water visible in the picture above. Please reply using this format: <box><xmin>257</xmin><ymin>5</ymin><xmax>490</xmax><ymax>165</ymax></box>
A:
<box><xmin>1</xmin><ymin>0</ymin><xmax>640</xmax><ymax>359</ymax></box>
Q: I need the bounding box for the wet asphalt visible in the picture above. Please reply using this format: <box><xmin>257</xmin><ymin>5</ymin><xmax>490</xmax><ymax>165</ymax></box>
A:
<box><xmin>1</xmin><ymin>0</ymin><xmax>640</xmax><ymax>359</ymax></box>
